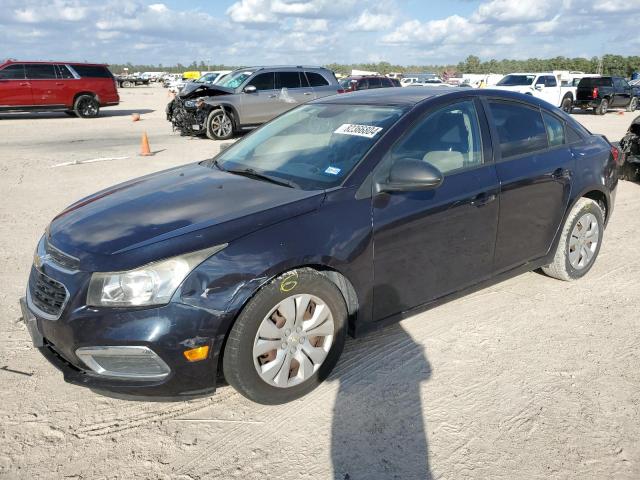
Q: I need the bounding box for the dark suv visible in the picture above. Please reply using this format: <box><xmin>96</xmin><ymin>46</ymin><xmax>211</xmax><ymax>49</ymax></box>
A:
<box><xmin>22</xmin><ymin>88</ymin><xmax>618</xmax><ymax>405</ymax></box>
<box><xmin>575</xmin><ymin>76</ymin><xmax>639</xmax><ymax>114</ymax></box>
<box><xmin>166</xmin><ymin>66</ymin><xmax>341</xmax><ymax>139</ymax></box>
<box><xmin>0</xmin><ymin>60</ymin><xmax>119</xmax><ymax>117</ymax></box>
<box><xmin>339</xmin><ymin>75</ymin><xmax>400</xmax><ymax>92</ymax></box>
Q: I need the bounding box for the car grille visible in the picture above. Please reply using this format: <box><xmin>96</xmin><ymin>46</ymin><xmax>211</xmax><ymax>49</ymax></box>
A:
<box><xmin>30</xmin><ymin>270</ymin><xmax>68</xmax><ymax>318</ymax></box>
<box><xmin>45</xmin><ymin>238</ymin><xmax>80</xmax><ymax>271</ymax></box>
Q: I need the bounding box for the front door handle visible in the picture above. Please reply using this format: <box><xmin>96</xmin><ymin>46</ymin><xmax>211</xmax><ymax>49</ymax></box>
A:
<box><xmin>19</xmin><ymin>82</ymin><xmax>30</xmax><ymax>86</ymax></box>
<box><xmin>269</xmin><ymin>94</ymin><xmax>277</xmax><ymax>98</ymax></box>
<box><xmin>55</xmin><ymin>82</ymin><xmax>64</xmax><ymax>86</ymax></box>
<box><xmin>470</xmin><ymin>193</ymin><xmax>497</xmax><ymax>207</ymax></box>
<box><xmin>303</xmin><ymin>92</ymin><xmax>313</xmax><ymax>95</ymax></box>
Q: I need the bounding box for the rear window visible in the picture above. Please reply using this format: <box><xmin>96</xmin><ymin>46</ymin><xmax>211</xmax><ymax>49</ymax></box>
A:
<box><xmin>488</xmin><ymin>101</ymin><xmax>548</xmax><ymax>158</ymax></box>
<box><xmin>305</xmin><ymin>72</ymin><xmax>329</xmax><ymax>87</ymax></box>
<box><xmin>276</xmin><ymin>71</ymin><xmax>302</xmax><ymax>89</ymax></box>
<box><xmin>578</xmin><ymin>77</ymin><xmax>611</xmax><ymax>88</ymax></box>
<box><xmin>70</xmin><ymin>65</ymin><xmax>113</xmax><ymax>78</ymax></box>
<box><xmin>0</xmin><ymin>64</ymin><xmax>25</xmax><ymax>79</ymax></box>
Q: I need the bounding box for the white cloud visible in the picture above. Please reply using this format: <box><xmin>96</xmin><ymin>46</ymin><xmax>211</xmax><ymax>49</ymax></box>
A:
<box><xmin>347</xmin><ymin>10</ymin><xmax>395</xmax><ymax>32</ymax></box>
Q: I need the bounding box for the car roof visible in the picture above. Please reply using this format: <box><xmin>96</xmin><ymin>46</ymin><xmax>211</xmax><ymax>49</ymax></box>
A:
<box><xmin>238</xmin><ymin>65</ymin><xmax>330</xmax><ymax>72</ymax></box>
<box><xmin>1</xmin><ymin>60</ymin><xmax>109</xmax><ymax>66</ymax></box>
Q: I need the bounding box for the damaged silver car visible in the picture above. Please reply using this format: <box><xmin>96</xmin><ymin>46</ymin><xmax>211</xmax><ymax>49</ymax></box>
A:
<box><xmin>166</xmin><ymin>66</ymin><xmax>342</xmax><ymax>140</ymax></box>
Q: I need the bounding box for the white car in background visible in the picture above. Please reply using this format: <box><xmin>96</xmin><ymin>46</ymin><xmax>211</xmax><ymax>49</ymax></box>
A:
<box><xmin>168</xmin><ymin>70</ymin><xmax>232</xmax><ymax>94</ymax></box>
<box><xmin>492</xmin><ymin>72</ymin><xmax>577</xmax><ymax>112</ymax></box>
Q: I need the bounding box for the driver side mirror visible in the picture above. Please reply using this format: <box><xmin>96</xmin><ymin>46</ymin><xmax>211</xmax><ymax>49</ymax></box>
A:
<box><xmin>376</xmin><ymin>159</ymin><xmax>444</xmax><ymax>193</ymax></box>
<box><xmin>243</xmin><ymin>85</ymin><xmax>257</xmax><ymax>94</ymax></box>
<box><xmin>535</xmin><ymin>84</ymin><xmax>544</xmax><ymax>90</ymax></box>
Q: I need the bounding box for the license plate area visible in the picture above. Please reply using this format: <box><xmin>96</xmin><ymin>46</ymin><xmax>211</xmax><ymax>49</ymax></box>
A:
<box><xmin>20</xmin><ymin>297</ymin><xmax>44</xmax><ymax>347</ymax></box>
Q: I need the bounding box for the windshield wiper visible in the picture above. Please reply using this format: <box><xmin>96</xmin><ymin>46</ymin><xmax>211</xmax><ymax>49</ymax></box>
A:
<box><xmin>225</xmin><ymin>167</ymin><xmax>298</xmax><ymax>189</ymax></box>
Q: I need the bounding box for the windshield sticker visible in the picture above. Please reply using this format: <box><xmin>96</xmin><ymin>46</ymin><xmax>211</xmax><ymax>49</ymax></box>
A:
<box><xmin>334</xmin><ymin>123</ymin><xmax>383</xmax><ymax>138</ymax></box>
<box><xmin>324</xmin><ymin>166</ymin><xmax>342</xmax><ymax>175</ymax></box>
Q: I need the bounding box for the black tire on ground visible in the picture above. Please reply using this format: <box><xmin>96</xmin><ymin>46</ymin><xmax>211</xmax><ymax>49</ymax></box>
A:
<box><xmin>626</xmin><ymin>97</ymin><xmax>638</xmax><ymax>112</ymax></box>
<box><xmin>596</xmin><ymin>98</ymin><xmax>609</xmax><ymax>115</ymax></box>
<box><xmin>223</xmin><ymin>269</ymin><xmax>348</xmax><ymax>405</ymax></box>
<box><xmin>73</xmin><ymin>95</ymin><xmax>100</xmax><ymax>118</ymax></box>
<box><xmin>122</xmin><ymin>81</ymin><xmax>132</xmax><ymax>88</ymax></box>
<box><xmin>541</xmin><ymin>198</ymin><xmax>604</xmax><ymax>281</ymax></box>
<box><xmin>206</xmin><ymin>108</ymin><xmax>234</xmax><ymax>140</ymax></box>
<box><xmin>561</xmin><ymin>95</ymin><xmax>573</xmax><ymax>113</ymax></box>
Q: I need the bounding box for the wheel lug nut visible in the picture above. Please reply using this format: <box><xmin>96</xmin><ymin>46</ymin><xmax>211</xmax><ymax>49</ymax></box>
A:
<box><xmin>281</xmin><ymin>342</ymin><xmax>287</xmax><ymax>349</ymax></box>
<box><xmin>285</xmin><ymin>329</ymin><xmax>291</xmax><ymax>336</ymax></box>
<box><xmin>296</xmin><ymin>327</ymin><xmax>302</xmax><ymax>333</ymax></box>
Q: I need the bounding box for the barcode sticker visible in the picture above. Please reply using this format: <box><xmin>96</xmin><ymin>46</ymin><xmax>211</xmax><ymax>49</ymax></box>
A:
<box><xmin>334</xmin><ymin>123</ymin><xmax>383</xmax><ymax>138</ymax></box>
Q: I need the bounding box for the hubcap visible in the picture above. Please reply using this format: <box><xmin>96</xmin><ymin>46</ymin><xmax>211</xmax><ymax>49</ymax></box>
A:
<box><xmin>81</xmin><ymin>100</ymin><xmax>97</xmax><ymax>116</ymax></box>
<box><xmin>568</xmin><ymin>212</ymin><xmax>599</xmax><ymax>270</ymax></box>
<box><xmin>253</xmin><ymin>294</ymin><xmax>334</xmax><ymax>388</ymax></box>
<box><xmin>210</xmin><ymin>113</ymin><xmax>232</xmax><ymax>138</ymax></box>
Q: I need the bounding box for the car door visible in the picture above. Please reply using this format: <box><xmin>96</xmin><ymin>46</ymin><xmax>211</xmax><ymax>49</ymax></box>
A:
<box><xmin>544</xmin><ymin>75</ymin><xmax>561</xmax><ymax>106</ymax></box>
<box><xmin>613</xmin><ymin>77</ymin><xmax>631</xmax><ymax>107</ymax></box>
<box><xmin>275</xmin><ymin>71</ymin><xmax>315</xmax><ymax>106</ymax></box>
<box><xmin>239</xmin><ymin>72</ymin><xmax>278</xmax><ymax>124</ymax></box>
<box><xmin>0</xmin><ymin>64</ymin><xmax>32</xmax><ymax>107</ymax></box>
<box><xmin>372</xmin><ymin>98</ymin><xmax>499</xmax><ymax>320</ymax></box>
<box><xmin>54</xmin><ymin>64</ymin><xmax>77</xmax><ymax>107</ymax></box>
<box><xmin>486</xmin><ymin>100</ymin><xmax>574</xmax><ymax>273</ymax></box>
<box><xmin>25</xmin><ymin>64</ymin><xmax>62</xmax><ymax>106</ymax></box>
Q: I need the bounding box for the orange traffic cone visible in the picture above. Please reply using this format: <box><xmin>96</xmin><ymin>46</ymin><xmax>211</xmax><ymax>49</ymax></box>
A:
<box><xmin>131</xmin><ymin>112</ymin><xmax>140</xmax><ymax>122</ymax></box>
<box><xmin>140</xmin><ymin>132</ymin><xmax>153</xmax><ymax>156</ymax></box>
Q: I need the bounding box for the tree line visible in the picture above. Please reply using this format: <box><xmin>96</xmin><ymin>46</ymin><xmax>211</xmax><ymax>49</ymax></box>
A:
<box><xmin>109</xmin><ymin>54</ymin><xmax>640</xmax><ymax>78</ymax></box>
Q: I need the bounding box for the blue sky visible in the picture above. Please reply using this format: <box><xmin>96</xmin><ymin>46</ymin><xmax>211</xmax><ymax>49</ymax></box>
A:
<box><xmin>2</xmin><ymin>0</ymin><xmax>639</xmax><ymax>66</ymax></box>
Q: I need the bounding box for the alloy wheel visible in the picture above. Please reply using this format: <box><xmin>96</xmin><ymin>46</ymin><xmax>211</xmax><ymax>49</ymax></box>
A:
<box><xmin>568</xmin><ymin>212</ymin><xmax>600</xmax><ymax>270</ymax></box>
<box><xmin>210</xmin><ymin>112</ymin><xmax>232</xmax><ymax>138</ymax></box>
<box><xmin>253</xmin><ymin>294</ymin><xmax>334</xmax><ymax>388</ymax></box>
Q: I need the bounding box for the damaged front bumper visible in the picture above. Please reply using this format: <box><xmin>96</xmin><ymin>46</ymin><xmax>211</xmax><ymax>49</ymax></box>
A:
<box><xmin>166</xmin><ymin>98</ymin><xmax>208</xmax><ymax>137</ymax></box>
<box><xmin>20</xmin><ymin>266</ymin><xmax>228</xmax><ymax>400</ymax></box>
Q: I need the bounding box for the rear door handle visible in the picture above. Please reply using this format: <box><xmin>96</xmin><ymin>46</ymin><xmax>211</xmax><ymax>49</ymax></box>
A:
<box><xmin>303</xmin><ymin>92</ymin><xmax>313</xmax><ymax>95</ymax></box>
<box><xmin>19</xmin><ymin>82</ymin><xmax>30</xmax><ymax>86</ymax></box>
<box><xmin>470</xmin><ymin>193</ymin><xmax>497</xmax><ymax>207</ymax></box>
<box><xmin>55</xmin><ymin>82</ymin><xmax>64</xmax><ymax>86</ymax></box>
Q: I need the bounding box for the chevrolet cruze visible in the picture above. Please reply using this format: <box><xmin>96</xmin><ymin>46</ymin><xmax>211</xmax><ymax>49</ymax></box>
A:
<box><xmin>21</xmin><ymin>88</ymin><xmax>618</xmax><ymax>404</ymax></box>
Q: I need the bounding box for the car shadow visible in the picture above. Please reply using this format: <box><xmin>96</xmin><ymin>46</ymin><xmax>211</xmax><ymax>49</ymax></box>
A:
<box><xmin>0</xmin><ymin>108</ymin><xmax>154</xmax><ymax>120</ymax></box>
<box><xmin>331</xmin><ymin>284</ymin><xmax>433</xmax><ymax>480</ymax></box>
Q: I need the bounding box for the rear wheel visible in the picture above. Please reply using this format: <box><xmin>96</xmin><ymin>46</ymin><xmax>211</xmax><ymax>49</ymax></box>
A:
<box><xmin>542</xmin><ymin>198</ymin><xmax>604</xmax><ymax>281</ymax></box>
<box><xmin>73</xmin><ymin>95</ymin><xmax>100</xmax><ymax>118</ymax></box>
<box><xmin>596</xmin><ymin>98</ymin><xmax>609</xmax><ymax>115</ymax></box>
<box><xmin>561</xmin><ymin>95</ymin><xmax>573</xmax><ymax>113</ymax></box>
<box><xmin>627</xmin><ymin>97</ymin><xmax>638</xmax><ymax>112</ymax></box>
<box><xmin>223</xmin><ymin>270</ymin><xmax>347</xmax><ymax>404</ymax></box>
<box><xmin>206</xmin><ymin>109</ymin><xmax>234</xmax><ymax>140</ymax></box>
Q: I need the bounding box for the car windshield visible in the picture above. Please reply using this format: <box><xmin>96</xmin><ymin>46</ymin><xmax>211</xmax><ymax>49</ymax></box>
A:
<box><xmin>497</xmin><ymin>75</ymin><xmax>536</xmax><ymax>86</ymax></box>
<box><xmin>339</xmin><ymin>78</ymin><xmax>354</xmax><ymax>88</ymax></box>
<box><xmin>197</xmin><ymin>73</ymin><xmax>217</xmax><ymax>82</ymax></box>
<box><xmin>208</xmin><ymin>103</ymin><xmax>406</xmax><ymax>190</ymax></box>
<box><xmin>217</xmin><ymin>70</ymin><xmax>255</xmax><ymax>89</ymax></box>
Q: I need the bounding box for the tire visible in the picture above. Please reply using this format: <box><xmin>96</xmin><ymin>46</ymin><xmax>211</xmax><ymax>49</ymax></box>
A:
<box><xmin>626</xmin><ymin>97</ymin><xmax>638</xmax><ymax>112</ymax></box>
<box><xmin>561</xmin><ymin>95</ymin><xmax>573</xmax><ymax>113</ymax></box>
<box><xmin>223</xmin><ymin>269</ymin><xmax>347</xmax><ymax>405</ymax></box>
<box><xmin>542</xmin><ymin>198</ymin><xmax>604</xmax><ymax>281</ymax></box>
<box><xmin>122</xmin><ymin>81</ymin><xmax>133</xmax><ymax>88</ymax></box>
<box><xmin>206</xmin><ymin>108</ymin><xmax>234</xmax><ymax>140</ymax></box>
<box><xmin>596</xmin><ymin>98</ymin><xmax>609</xmax><ymax>115</ymax></box>
<box><xmin>73</xmin><ymin>95</ymin><xmax>100</xmax><ymax>118</ymax></box>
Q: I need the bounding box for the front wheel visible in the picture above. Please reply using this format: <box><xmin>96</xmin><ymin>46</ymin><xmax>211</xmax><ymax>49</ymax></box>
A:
<box><xmin>206</xmin><ymin>108</ymin><xmax>234</xmax><ymax>140</ymax></box>
<box><xmin>627</xmin><ymin>97</ymin><xmax>638</xmax><ymax>112</ymax></box>
<box><xmin>223</xmin><ymin>270</ymin><xmax>347</xmax><ymax>404</ymax></box>
<box><xmin>542</xmin><ymin>198</ymin><xmax>604</xmax><ymax>281</ymax></box>
<box><xmin>74</xmin><ymin>95</ymin><xmax>100</xmax><ymax>118</ymax></box>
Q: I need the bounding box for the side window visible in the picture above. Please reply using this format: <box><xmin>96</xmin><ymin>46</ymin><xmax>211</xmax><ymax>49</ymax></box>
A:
<box><xmin>535</xmin><ymin>76</ymin><xmax>545</xmax><ymax>85</ymax></box>
<box><xmin>545</xmin><ymin>76</ymin><xmax>557</xmax><ymax>87</ymax></box>
<box><xmin>0</xmin><ymin>64</ymin><xmax>25</xmax><ymax>79</ymax></box>
<box><xmin>390</xmin><ymin>100</ymin><xmax>483</xmax><ymax>174</ymax></box>
<box><xmin>368</xmin><ymin>77</ymin><xmax>382</xmax><ymax>89</ymax></box>
<box><xmin>356</xmin><ymin>79</ymin><xmax>368</xmax><ymax>90</ymax></box>
<box><xmin>69</xmin><ymin>65</ymin><xmax>112</xmax><ymax>78</ymax></box>
<box><xmin>276</xmin><ymin>71</ymin><xmax>301</xmax><ymax>89</ymax></box>
<box><xmin>248</xmin><ymin>72</ymin><xmax>275</xmax><ymax>90</ymax></box>
<box><xmin>542</xmin><ymin>111</ymin><xmax>565</xmax><ymax>147</ymax></box>
<box><xmin>25</xmin><ymin>64</ymin><xmax>57</xmax><ymax>79</ymax></box>
<box><xmin>566</xmin><ymin>125</ymin><xmax>583</xmax><ymax>144</ymax></box>
<box><xmin>488</xmin><ymin>101</ymin><xmax>548</xmax><ymax>158</ymax></box>
<box><xmin>305</xmin><ymin>72</ymin><xmax>329</xmax><ymax>87</ymax></box>
<box><xmin>614</xmin><ymin>78</ymin><xmax>628</xmax><ymax>89</ymax></box>
<box><xmin>56</xmin><ymin>65</ymin><xmax>75</xmax><ymax>79</ymax></box>
<box><xmin>383</xmin><ymin>78</ymin><xmax>394</xmax><ymax>87</ymax></box>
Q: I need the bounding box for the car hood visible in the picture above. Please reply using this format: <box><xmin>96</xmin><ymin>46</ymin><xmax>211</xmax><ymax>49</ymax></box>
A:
<box><xmin>178</xmin><ymin>83</ymin><xmax>234</xmax><ymax>99</ymax></box>
<box><xmin>47</xmin><ymin>163</ymin><xmax>324</xmax><ymax>271</ymax></box>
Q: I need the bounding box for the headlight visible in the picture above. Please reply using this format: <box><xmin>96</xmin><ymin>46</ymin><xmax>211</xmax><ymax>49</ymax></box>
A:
<box><xmin>86</xmin><ymin>244</ymin><xmax>226</xmax><ymax>307</ymax></box>
<box><xmin>184</xmin><ymin>100</ymin><xmax>196</xmax><ymax>108</ymax></box>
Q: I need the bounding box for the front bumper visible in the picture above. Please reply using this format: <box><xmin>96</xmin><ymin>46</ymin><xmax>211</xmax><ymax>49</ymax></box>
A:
<box><xmin>21</xmin><ymin>266</ymin><xmax>228</xmax><ymax>399</ymax></box>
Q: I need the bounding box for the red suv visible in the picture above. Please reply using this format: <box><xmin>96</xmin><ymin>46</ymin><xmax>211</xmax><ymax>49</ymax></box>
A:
<box><xmin>0</xmin><ymin>60</ymin><xmax>119</xmax><ymax>118</ymax></box>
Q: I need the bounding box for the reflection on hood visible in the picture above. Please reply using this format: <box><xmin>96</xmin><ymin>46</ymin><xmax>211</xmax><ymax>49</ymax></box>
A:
<box><xmin>178</xmin><ymin>83</ymin><xmax>234</xmax><ymax>99</ymax></box>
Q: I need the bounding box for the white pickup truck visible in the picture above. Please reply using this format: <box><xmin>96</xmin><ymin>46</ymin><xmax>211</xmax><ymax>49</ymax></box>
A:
<box><xmin>492</xmin><ymin>73</ymin><xmax>575</xmax><ymax>112</ymax></box>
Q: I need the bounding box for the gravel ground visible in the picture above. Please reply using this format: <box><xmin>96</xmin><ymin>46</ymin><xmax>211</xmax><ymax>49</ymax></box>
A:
<box><xmin>1</xmin><ymin>85</ymin><xmax>639</xmax><ymax>479</ymax></box>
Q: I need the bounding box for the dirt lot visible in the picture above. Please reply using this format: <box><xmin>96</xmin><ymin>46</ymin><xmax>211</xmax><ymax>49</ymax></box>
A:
<box><xmin>1</xmin><ymin>85</ymin><xmax>639</xmax><ymax>479</ymax></box>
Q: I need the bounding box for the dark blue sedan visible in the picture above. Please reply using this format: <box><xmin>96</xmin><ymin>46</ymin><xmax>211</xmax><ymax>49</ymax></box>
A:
<box><xmin>21</xmin><ymin>87</ymin><xmax>618</xmax><ymax>404</ymax></box>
